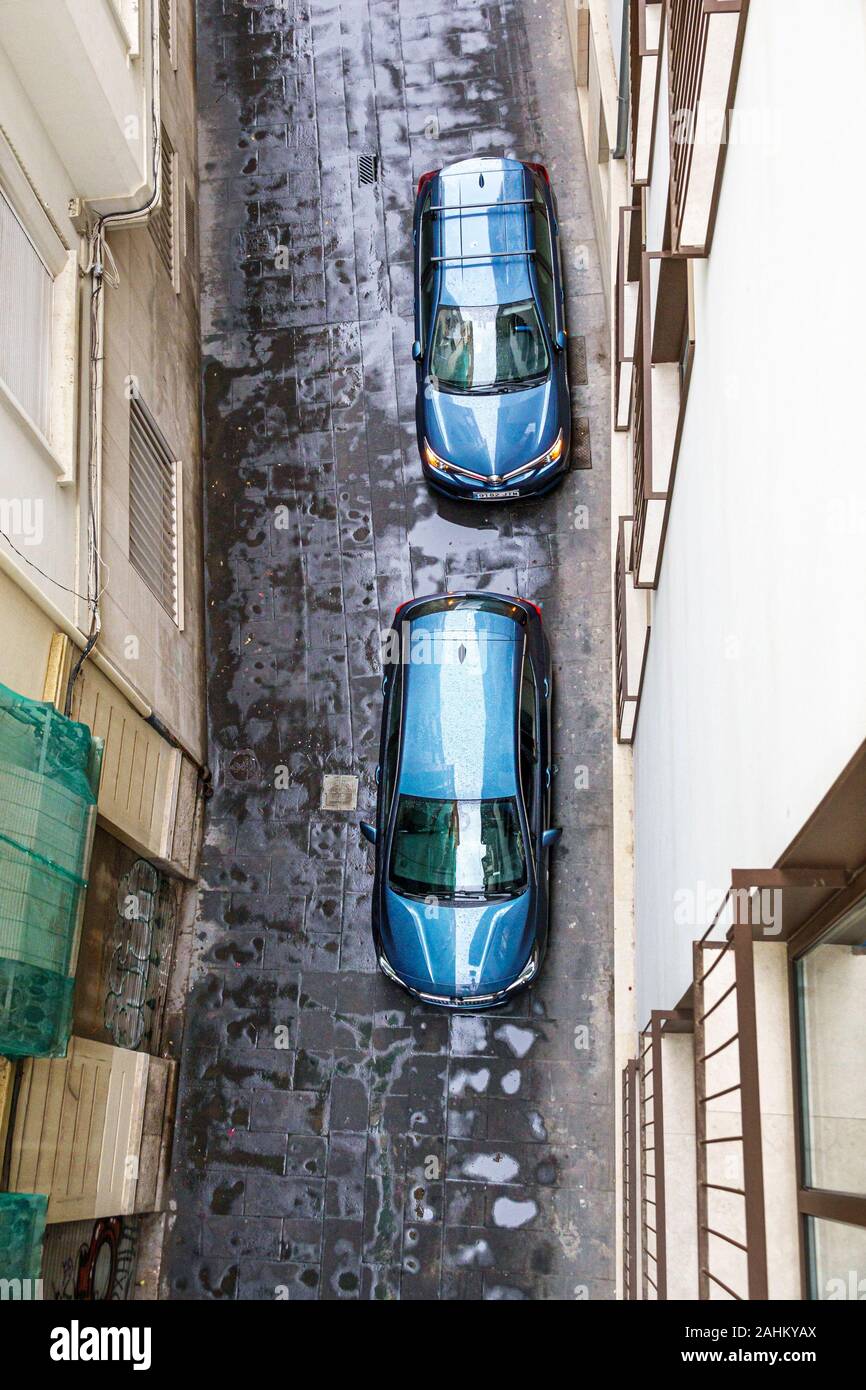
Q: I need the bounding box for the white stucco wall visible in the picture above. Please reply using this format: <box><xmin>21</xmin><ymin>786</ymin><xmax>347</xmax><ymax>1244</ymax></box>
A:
<box><xmin>633</xmin><ymin>0</ymin><xmax>866</xmax><ymax>1019</ymax></box>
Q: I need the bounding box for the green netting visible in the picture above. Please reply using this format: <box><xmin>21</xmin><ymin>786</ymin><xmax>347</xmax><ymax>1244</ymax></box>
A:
<box><xmin>0</xmin><ymin>682</ymin><xmax>102</xmax><ymax>1058</ymax></box>
<box><xmin>0</xmin><ymin>1192</ymin><xmax>47</xmax><ymax>1286</ymax></box>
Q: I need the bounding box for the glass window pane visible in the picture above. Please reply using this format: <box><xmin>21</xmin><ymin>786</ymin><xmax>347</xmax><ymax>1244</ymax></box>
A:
<box><xmin>796</xmin><ymin>895</ymin><xmax>866</xmax><ymax>1195</ymax></box>
<box><xmin>429</xmin><ymin>301</ymin><xmax>548</xmax><ymax>389</ymax></box>
<box><xmin>806</xmin><ymin>1216</ymin><xmax>866</xmax><ymax>1300</ymax></box>
<box><xmin>388</xmin><ymin>796</ymin><xmax>526</xmax><ymax>900</ymax></box>
<box><xmin>535</xmin><ymin>262</ymin><xmax>556</xmax><ymax>334</ymax></box>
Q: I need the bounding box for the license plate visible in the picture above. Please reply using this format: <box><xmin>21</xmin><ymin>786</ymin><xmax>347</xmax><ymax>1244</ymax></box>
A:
<box><xmin>472</xmin><ymin>489</ymin><xmax>520</xmax><ymax>500</ymax></box>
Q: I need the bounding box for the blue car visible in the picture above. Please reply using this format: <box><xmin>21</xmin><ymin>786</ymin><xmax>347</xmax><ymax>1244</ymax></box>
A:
<box><xmin>360</xmin><ymin>592</ymin><xmax>562</xmax><ymax>1009</ymax></box>
<box><xmin>412</xmin><ymin>155</ymin><xmax>571</xmax><ymax>501</ymax></box>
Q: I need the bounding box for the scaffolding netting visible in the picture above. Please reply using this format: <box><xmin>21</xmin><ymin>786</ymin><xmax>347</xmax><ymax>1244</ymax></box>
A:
<box><xmin>0</xmin><ymin>682</ymin><xmax>101</xmax><ymax>1058</ymax></box>
<box><xmin>0</xmin><ymin>1192</ymin><xmax>47</xmax><ymax>1284</ymax></box>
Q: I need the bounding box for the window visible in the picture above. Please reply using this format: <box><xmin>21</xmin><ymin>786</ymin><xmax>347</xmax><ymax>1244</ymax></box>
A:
<box><xmin>535</xmin><ymin>262</ymin><xmax>556</xmax><ymax>336</ymax></box>
<box><xmin>420</xmin><ymin>191</ymin><xmax>434</xmax><ymax>274</ymax></box>
<box><xmin>380</xmin><ymin>659</ymin><xmax>403</xmax><ymax>824</ymax></box>
<box><xmin>795</xmin><ymin>892</ymin><xmax>866</xmax><ymax>1297</ymax></box>
<box><xmin>0</xmin><ymin>188</ymin><xmax>52</xmax><ymax>436</ymax></box>
<box><xmin>129</xmin><ymin>395</ymin><xmax>182</xmax><ymax>623</ymax></box>
<box><xmin>532</xmin><ymin>191</ymin><xmax>557</xmax><ymax>334</ymax></box>
<box><xmin>519</xmin><ymin>654</ymin><xmax>537</xmax><ymax>822</ymax></box>
<box><xmin>389</xmin><ymin>796</ymin><xmax>526</xmax><ymax>901</ymax></box>
<box><xmin>418</xmin><ymin>192</ymin><xmax>436</xmax><ymax>349</ymax></box>
<box><xmin>150</xmin><ymin>125</ymin><xmax>176</xmax><ymax>282</ymax></box>
<box><xmin>532</xmin><ymin>193</ymin><xmax>553</xmax><ymax>271</ymax></box>
<box><xmin>159</xmin><ymin>0</ymin><xmax>176</xmax><ymax>67</ymax></box>
<box><xmin>429</xmin><ymin>300</ymin><xmax>548</xmax><ymax>390</ymax></box>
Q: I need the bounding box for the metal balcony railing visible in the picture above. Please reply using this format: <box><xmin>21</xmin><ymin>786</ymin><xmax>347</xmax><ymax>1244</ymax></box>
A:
<box><xmin>615</xmin><ymin>516</ymin><xmax>649</xmax><ymax>744</ymax></box>
<box><xmin>693</xmin><ymin>910</ymin><xmax>767</xmax><ymax>1299</ymax></box>
<box><xmin>615</xmin><ymin>203</ymin><xmax>642</xmax><ymax>432</ymax></box>
<box><xmin>667</xmin><ymin>0</ymin><xmax>750</xmax><ymax>254</ymax></box>
<box><xmin>622</xmin><ymin>1058</ymin><xmax>640</xmax><ymax>1299</ymax></box>
<box><xmin>630</xmin><ymin>260</ymin><xmax>652</xmax><ymax>580</ymax></box>
<box><xmin>638</xmin><ymin>1021</ymin><xmax>664</xmax><ymax>1298</ymax></box>
<box><xmin>629</xmin><ymin>0</ymin><xmax>664</xmax><ymax>186</ymax></box>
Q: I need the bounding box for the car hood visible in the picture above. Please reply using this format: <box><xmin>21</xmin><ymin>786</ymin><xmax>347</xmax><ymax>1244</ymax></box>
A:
<box><xmin>425</xmin><ymin>379</ymin><xmax>558</xmax><ymax>478</ymax></box>
<box><xmin>382</xmin><ymin>886</ymin><xmax>535</xmax><ymax>997</ymax></box>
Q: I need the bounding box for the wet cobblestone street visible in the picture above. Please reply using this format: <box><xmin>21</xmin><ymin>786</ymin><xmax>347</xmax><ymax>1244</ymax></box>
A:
<box><xmin>167</xmin><ymin>0</ymin><xmax>614</xmax><ymax>1300</ymax></box>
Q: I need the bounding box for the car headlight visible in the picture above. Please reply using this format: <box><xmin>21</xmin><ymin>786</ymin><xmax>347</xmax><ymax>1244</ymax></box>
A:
<box><xmin>537</xmin><ymin>430</ymin><xmax>564</xmax><ymax>472</ymax></box>
<box><xmin>499</xmin><ymin>431</ymin><xmax>565</xmax><ymax>483</ymax></box>
<box><xmin>423</xmin><ymin>440</ymin><xmax>451</xmax><ymax>472</ymax></box>
<box><xmin>378</xmin><ymin>952</ymin><xmax>402</xmax><ymax>984</ymax></box>
<box><xmin>509</xmin><ymin>946</ymin><xmax>540</xmax><ymax>989</ymax></box>
<box><xmin>544</xmin><ymin>433</ymin><xmax>567</xmax><ymax>467</ymax></box>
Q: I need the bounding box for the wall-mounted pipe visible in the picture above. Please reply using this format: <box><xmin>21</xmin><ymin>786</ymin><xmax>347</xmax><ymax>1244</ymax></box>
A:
<box><xmin>613</xmin><ymin>0</ymin><xmax>631</xmax><ymax>158</ymax></box>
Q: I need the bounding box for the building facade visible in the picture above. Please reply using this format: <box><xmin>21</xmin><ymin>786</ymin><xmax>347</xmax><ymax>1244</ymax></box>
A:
<box><xmin>0</xmin><ymin>0</ymin><xmax>204</xmax><ymax>1295</ymax></box>
<box><xmin>566</xmin><ymin>0</ymin><xmax>866</xmax><ymax>1299</ymax></box>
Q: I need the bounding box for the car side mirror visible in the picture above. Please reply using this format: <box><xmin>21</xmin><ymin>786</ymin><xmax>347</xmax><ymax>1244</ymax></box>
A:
<box><xmin>360</xmin><ymin>821</ymin><xmax>377</xmax><ymax>845</ymax></box>
<box><xmin>542</xmin><ymin>827</ymin><xmax>562</xmax><ymax>849</ymax></box>
<box><xmin>412</xmin><ymin>340</ymin><xmax>423</xmax><ymax>361</ymax></box>
<box><xmin>555</xmin><ymin>330</ymin><xmax>567</xmax><ymax>352</ymax></box>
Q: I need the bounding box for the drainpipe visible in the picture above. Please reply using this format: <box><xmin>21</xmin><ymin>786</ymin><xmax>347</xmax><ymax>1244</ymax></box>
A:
<box><xmin>613</xmin><ymin>0</ymin><xmax>631</xmax><ymax>158</ymax></box>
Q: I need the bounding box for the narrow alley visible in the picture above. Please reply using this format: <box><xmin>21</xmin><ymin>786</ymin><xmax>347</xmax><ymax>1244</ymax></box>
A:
<box><xmin>166</xmin><ymin>0</ymin><xmax>613</xmax><ymax>1301</ymax></box>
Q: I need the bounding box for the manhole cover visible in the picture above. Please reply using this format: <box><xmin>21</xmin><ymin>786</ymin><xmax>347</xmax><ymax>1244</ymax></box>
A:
<box><xmin>321</xmin><ymin>774</ymin><xmax>359</xmax><ymax>811</ymax></box>
<box><xmin>227</xmin><ymin>749</ymin><xmax>260</xmax><ymax>783</ymax></box>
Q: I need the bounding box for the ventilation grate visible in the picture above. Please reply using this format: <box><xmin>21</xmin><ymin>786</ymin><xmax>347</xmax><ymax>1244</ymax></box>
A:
<box><xmin>150</xmin><ymin>124</ymin><xmax>175</xmax><ymax>279</ymax></box>
<box><xmin>129</xmin><ymin>395</ymin><xmax>180</xmax><ymax>621</ymax></box>
<box><xmin>357</xmin><ymin>153</ymin><xmax>379</xmax><ymax>187</ymax></box>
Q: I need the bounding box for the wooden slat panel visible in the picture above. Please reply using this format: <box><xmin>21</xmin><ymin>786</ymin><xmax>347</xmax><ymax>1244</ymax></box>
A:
<box><xmin>8</xmin><ymin>1038</ymin><xmax>151</xmax><ymax>1222</ymax></box>
<box><xmin>71</xmin><ymin>665</ymin><xmax>184</xmax><ymax>870</ymax></box>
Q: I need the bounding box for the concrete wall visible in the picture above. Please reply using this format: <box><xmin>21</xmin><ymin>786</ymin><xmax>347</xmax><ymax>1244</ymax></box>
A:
<box><xmin>633</xmin><ymin>0</ymin><xmax>866</xmax><ymax>1018</ymax></box>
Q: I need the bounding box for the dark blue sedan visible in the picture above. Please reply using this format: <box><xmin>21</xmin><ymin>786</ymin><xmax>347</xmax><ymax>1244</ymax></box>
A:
<box><xmin>412</xmin><ymin>155</ymin><xmax>570</xmax><ymax>500</ymax></box>
<box><xmin>360</xmin><ymin>592</ymin><xmax>561</xmax><ymax>1009</ymax></box>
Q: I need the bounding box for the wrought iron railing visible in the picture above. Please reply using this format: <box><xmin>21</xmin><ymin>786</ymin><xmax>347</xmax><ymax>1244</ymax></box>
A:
<box><xmin>667</xmin><ymin>0</ymin><xmax>749</xmax><ymax>253</ymax></box>
<box><xmin>693</xmin><ymin>911</ymin><xmax>768</xmax><ymax>1299</ymax></box>
<box><xmin>622</xmin><ymin>1058</ymin><xmax>640</xmax><ymax>1298</ymax></box>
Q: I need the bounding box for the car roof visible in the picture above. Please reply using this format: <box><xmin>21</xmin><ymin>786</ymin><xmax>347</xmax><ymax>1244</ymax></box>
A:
<box><xmin>435</xmin><ymin>157</ymin><xmax>532</xmax><ymax>309</ymax></box>
<box><xmin>396</xmin><ymin>605</ymin><xmax>522</xmax><ymax>802</ymax></box>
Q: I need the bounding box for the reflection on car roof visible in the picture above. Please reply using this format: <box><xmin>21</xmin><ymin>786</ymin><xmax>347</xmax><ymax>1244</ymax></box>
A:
<box><xmin>397</xmin><ymin>608</ymin><xmax>521</xmax><ymax>802</ymax></box>
<box><xmin>437</xmin><ymin>158</ymin><xmax>532</xmax><ymax>309</ymax></box>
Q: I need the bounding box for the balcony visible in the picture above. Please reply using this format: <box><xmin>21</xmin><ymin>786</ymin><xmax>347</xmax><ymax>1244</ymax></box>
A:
<box><xmin>0</xmin><ymin>0</ymin><xmax>157</xmax><ymax>209</ymax></box>
<box><xmin>614</xmin><ymin>516</ymin><xmax>650</xmax><ymax>744</ymax></box>
<box><xmin>667</xmin><ymin>0</ymin><xmax>750</xmax><ymax>254</ymax></box>
<box><xmin>615</xmin><ymin>203</ymin><xmax>642</xmax><ymax>432</ymax></box>
<box><xmin>638</xmin><ymin>1010</ymin><xmax>698</xmax><ymax>1299</ymax></box>
<box><xmin>630</xmin><ymin>252</ymin><xmax>695</xmax><ymax>588</ymax></box>
<box><xmin>629</xmin><ymin>0</ymin><xmax>664</xmax><ymax>186</ymax></box>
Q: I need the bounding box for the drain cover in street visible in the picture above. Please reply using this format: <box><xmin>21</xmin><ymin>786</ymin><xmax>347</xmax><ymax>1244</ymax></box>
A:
<box><xmin>321</xmin><ymin>774</ymin><xmax>358</xmax><ymax>811</ymax></box>
<box><xmin>357</xmin><ymin>153</ymin><xmax>379</xmax><ymax>186</ymax></box>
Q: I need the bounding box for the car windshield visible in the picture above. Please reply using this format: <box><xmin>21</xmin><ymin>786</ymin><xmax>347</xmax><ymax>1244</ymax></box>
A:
<box><xmin>429</xmin><ymin>300</ymin><xmax>549</xmax><ymax>391</ymax></box>
<box><xmin>389</xmin><ymin>795</ymin><xmax>527</xmax><ymax>900</ymax></box>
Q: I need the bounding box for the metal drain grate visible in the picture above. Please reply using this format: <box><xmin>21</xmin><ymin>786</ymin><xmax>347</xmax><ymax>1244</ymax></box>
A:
<box><xmin>358</xmin><ymin>153</ymin><xmax>379</xmax><ymax>187</ymax></box>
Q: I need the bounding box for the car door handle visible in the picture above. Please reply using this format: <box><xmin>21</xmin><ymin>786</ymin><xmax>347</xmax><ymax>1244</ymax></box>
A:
<box><xmin>545</xmin><ymin>766</ymin><xmax>551</xmax><ymax>789</ymax></box>
<box><xmin>375</xmin><ymin>765</ymin><xmax>381</xmax><ymax>785</ymax></box>
<box><xmin>543</xmin><ymin>678</ymin><xmax>550</xmax><ymax>700</ymax></box>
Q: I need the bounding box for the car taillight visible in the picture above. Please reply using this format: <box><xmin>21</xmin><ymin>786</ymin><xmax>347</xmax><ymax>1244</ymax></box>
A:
<box><xmin>417</xmin><ymin>169</ymin><xmax>440</xmax><ymax>197</ymax></box>
<box><xmin>525</xmin><ymin>161</ymin><xmax>550</xmax><ymax>186</ymax></box>
<box><xmin>394</xmin><ymin>600</ymin><xmax>411</xmax><ymax>620</ymax></box>
<box><xmin>519</xmin><ymin>599</ymin><xmax>543</xmax><ymax>620</ymax></box>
